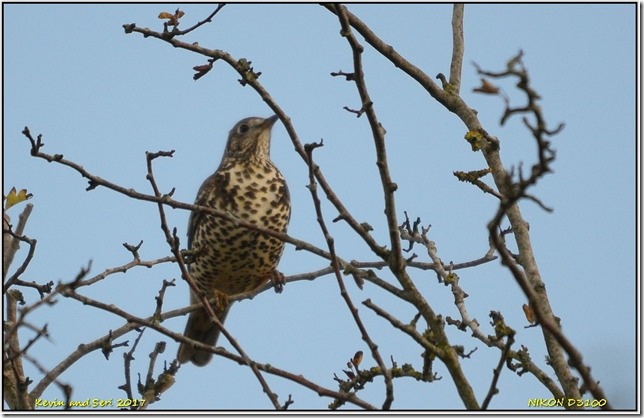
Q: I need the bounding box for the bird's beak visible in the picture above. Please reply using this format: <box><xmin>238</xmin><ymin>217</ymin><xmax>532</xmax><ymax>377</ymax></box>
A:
<box><xmin>264</xmin><ymin>115</ymin><xmax>279</xmax><ymax>129</ymax></box>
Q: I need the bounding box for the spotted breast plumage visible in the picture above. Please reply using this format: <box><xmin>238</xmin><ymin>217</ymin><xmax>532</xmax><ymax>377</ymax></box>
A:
<box><xmin>177</xmin><ymin>115</ymin><xmax>290</xmax><ymax>366</ymax></box>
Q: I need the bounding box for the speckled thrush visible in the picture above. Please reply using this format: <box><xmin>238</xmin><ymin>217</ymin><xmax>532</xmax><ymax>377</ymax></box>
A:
<box><xmin>177</xmin><ymin>115</ymin><xmax>290</xmax><ymax>366</ymax></box>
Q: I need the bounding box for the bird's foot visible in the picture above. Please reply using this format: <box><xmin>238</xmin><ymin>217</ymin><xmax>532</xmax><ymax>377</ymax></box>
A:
<box><xmin>268</xmin><ymin>270</ymin><xmax>286</xmax><ymax>294</ymax></box>
<box><xmin>212</xmin><ymin>289</ymin><xmax>230</xmax><ymax>313</ymax></box>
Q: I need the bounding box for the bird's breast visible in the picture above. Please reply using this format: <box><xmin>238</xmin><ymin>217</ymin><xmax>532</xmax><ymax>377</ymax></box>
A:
<box><xmin>190</xmin><ymin>159</ymin><xmax>290</xmax><ymax>295</ymax></box>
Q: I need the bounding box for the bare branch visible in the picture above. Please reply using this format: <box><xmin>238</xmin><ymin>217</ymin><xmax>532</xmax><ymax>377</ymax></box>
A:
<box><xmin>74</xmin><ymin>254</ymin><xmax>177</xmax><ymax>288</ymax></box>
<box><xmin>449</xmin><ymin>4</ymin><xmax>465</xmax><ymax>93</ymax></box>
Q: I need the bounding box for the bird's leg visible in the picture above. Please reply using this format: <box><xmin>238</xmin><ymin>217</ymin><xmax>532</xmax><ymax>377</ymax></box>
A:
<box><xmin>267</xmin><ymin>270</ymin><xmax>286</xmax><ymax>294</ymax></box>
<box><xmin>212</xmin><ymin>289</ymin><xmax>230</xmax><ymax>315</ymax></box>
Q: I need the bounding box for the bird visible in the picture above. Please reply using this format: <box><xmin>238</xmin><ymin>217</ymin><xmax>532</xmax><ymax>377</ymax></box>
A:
<box><xmin>177</xmin><ymin>115</ymin><xmax>291</xmax><ymax>366</ymax></box>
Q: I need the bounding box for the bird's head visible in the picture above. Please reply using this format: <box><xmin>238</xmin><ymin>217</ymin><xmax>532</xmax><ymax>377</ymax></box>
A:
<box><xmin>222</xmin><ymin>115</ymin><xmax>279</xmax><ymax>161</ymax></box>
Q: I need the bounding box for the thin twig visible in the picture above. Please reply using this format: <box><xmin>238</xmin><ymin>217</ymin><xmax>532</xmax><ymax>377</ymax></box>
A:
<box><xmin>3</xmin><ymin>214</ymin><xmax>38</xmax><ymax>292</ymax></box>
<box><xmin>481</xmin><ymin>335</ymin><xmax>514</xmax><ymax>409</ymax></box>
<box><xmin>3</xmin><ymin>203</ymin><xmax>34</xmax><ymax>280</ymax></box>
<box><xmin>153</xmin><ymin>279</ymin><xmax>175</xmax><ymax>320</ymax></box>
<box><xmin>119</xmin><ymin>328</ymin><xmax>144</xmax><ymax>403</ymax></box>
<box><xmin>74</xmin><ymin>254</ymin><xmax>177</xmax><ymax>288</ymax></box>
<box><xmin>172</xmin><ymin>4</ymin><xmax>226</xmax><ymax>36</ymax></box>
<box><xmin>362</xmin><ymin>299</ymin><xmax>441</xmax><ymax>356</ymax></box>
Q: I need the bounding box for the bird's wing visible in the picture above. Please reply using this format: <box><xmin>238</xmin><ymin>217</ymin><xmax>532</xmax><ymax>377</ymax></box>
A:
<box><xmin>187</xmin><ymin>172</ymin><xmax>218</xmax><ymax>251</ymax></box>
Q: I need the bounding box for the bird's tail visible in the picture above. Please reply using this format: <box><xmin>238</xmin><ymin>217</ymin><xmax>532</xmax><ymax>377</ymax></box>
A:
<box><xmin>177</xmin><ymin>304</ymin><xmax>230</xmax><ymax>366</ymax></box>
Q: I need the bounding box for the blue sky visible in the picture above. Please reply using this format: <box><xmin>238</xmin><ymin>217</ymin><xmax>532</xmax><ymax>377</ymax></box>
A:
<box><xmin>3</xmin><ymin>3</ymin><xmax>637</xmax><ymax>411</ymax></box>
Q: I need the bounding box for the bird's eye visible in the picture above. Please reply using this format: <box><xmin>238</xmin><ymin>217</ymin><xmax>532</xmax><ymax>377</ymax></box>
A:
<box><xmin>238</xmin><ymin>124</ymin><xmax>249</xmax><ymax>134</ymax></box>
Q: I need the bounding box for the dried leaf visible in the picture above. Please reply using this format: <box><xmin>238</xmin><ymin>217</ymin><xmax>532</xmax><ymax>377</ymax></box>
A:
<box><xmin>193</xmin><ymin>71</ymin><xmax>209</xmax><ymax>81</ymax></box>
<box><xmin>193</xmin><ymin>63</ymin><xmax>213</xmax><ymax>72</ymax></box>
<box><xmin>193</xmin><ymin>62</ymin><xmax>214</xmax><ymax>81</ymax></box>
<box><xmin>352</xmin><ymin>350</ymin><xmax>363</xmax><ymax>367</ymax></box>
<box><xmin>158</xmin><ymin>9</ymin><xmax>185</xmax><ymax>27</ymax></box>
<box><xmin>473</xmin><ymin>78</ymin><xmax>500</xmax><ymax>94</ymax></box>
<box><xmin>4</xmin><ymin>187</ymin><xmax>33</xmax><ymax>210</ymax></box>
<box><xmin>522</xmin><ymin>303</ymin><xmax>536</xmax><ymax>325</ymax></box>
